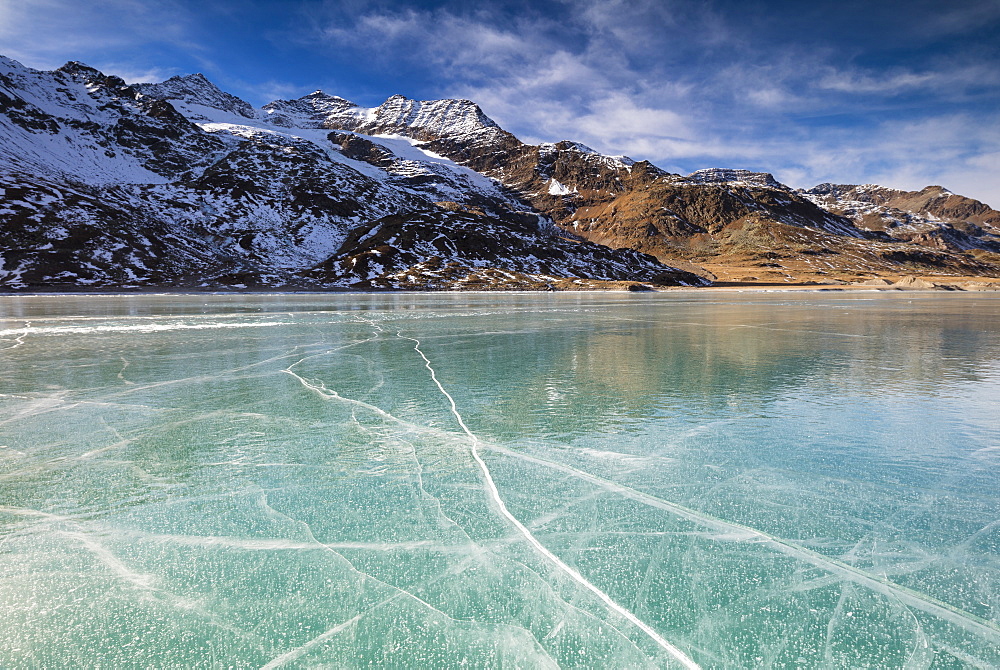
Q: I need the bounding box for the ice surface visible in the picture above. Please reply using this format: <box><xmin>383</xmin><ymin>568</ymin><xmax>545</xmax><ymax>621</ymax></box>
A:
<box><xmin>1</xmin><ymin>292</ymin><xmax>999</xmax><ymax>667</ymax></box>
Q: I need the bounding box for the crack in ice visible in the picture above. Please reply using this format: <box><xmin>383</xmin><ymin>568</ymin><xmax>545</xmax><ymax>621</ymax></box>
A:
<box><xmin>116</xmin><ymin>355</ymin><xmax>135</xmax><ymax>385</ymax></box>
<box><xmin>398</xmin><ymin>332</ymin><xmax>700</xmax><ymax>668</ymax></box>
<box><xmin>320</xmin><ymin>318</ymin><xmax>648</xmax><ymax>655</ymax></box>
<box><xmin>0</xmin><ymin>321</ymin><xmax>30</xmax><ymax>350</ymax></box>
<box><xmin>260</xmin><ymin>610</ymin><xmax>367</xmax><ymax>669</ymax></box>
<box><xmin>487</xmin><ymin>444</ymin><xmax>1000</xmax><ymax>645</ymax></box>
<box><xmin>345</xmin><ymin>414</ymin><xmax>650</xmax><ymax>658</ymax></box>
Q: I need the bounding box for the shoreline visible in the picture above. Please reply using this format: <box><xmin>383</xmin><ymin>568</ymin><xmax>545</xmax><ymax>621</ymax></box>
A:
<box><xmin>3</xmin><ymin>285</ymin><xmax>1000</xmax><ymax>297</ymax></box>
<box><xmin>2</xmin><ymin>274</ymin><xmax>1000</xmax><ymax>297</ymax></box>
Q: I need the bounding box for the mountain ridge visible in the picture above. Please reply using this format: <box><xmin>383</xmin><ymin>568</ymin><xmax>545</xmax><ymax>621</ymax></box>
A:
<box><xmin>2</xmin><ymin>56</ymin><xmax>998</xmax><ymax>290</ymax></box>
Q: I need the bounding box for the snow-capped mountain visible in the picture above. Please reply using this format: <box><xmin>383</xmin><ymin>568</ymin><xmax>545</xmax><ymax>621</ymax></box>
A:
<box><xmin>2</xmin><ymin>55</ymin><xmax>998</xmax><ymax>290</ymax></box>
<box><xmin>1</xmin><ymin>56</ymin><xmax>707</xmax><ymax>289</ymax></box>
<box><xmin>0</xmin><ymin>58</ymin><xmax>225</xmax><ymax>186</ymax></box>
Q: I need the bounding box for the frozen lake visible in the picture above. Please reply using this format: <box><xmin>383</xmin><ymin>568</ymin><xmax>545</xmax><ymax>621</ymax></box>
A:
<box><xmin>1</xmin><ymin>292</ymin><xmax>998</xmax><ymax>667</ymax></box>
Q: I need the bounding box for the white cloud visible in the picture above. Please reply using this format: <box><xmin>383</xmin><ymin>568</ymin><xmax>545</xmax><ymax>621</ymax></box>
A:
<box><xmin>232</xmin><ymin>79</ymin><xmax>309</xmax><ymax>105</ymax></box>
<box><xmin>104</xmin><ymin>64</ymin><xmax>180</xmax><ymax>85</ymax></box>
<box><xmin>315</xmin><ymin>8</ymin><xmax>543</xmax><ymax>79</ymax></box>
<box><xmin>309</xmin><ymin>4</ymin><xmax>703</xmax><ymax>156</ymax></box>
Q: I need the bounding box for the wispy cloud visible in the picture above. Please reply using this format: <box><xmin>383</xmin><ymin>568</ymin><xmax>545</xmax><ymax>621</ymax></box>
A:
<box><xmin>817</xmin><ymin>63</ymin><xmax>1000</xmax><ymax>95</ymax></box>
<box><xmin>102</xmin><ymin>64</ymin><xmax>181</xmax><ymax>85</ymax></box>
<box><xmin>312</xmin><ymin>6</ymin><xmax>558</xmax><ymax>83</ymax></box>
<box><xmin>906</xmin><ymin>0</ymin><xmax>1000</xmax><ymax>37</ymax></box>
<box><xmin>0</xmin><ymin>0</ymin><xmax>196</xmax><ymax>71</ymax></box>
<box><xmin>305</xmin><ymin>2</ymin><xmax>704</xmax><ymax>154</ymax></box>
<box><xmin>230</xmin><ymin>78</ymin><xmax>309</xmax><ymax>105</ymax></box>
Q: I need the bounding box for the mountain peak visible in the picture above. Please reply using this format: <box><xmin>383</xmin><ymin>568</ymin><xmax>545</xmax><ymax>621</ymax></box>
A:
<box><xmin>262</xmin><ymin>91</ymin><xmax>362</xmax><ymax>128</ymax></box>
<box><xmin>172</xmin><ymin>72</ymin><xmax>211</xmax><ymax>83</ymax></box>
<box><xmin>299</xmin><ymin>90</ymin><xmax>355</xmax><ymax>105</ymax></box>
<box><xmin>686</xmin><ymin>168</ymin><xmax>788</xmax><ymax>190</ymax></box>
<box><xmin>919</xmin><ymin>185</ymin><xmax>953</xmax><ymax>196</ymax></box>
<box><xmin>134</xmin><ymin>73</ymin><xmax>256</xmax><ymax>120</ymax></box>
<box><xmin>0</xmin><ymin>54</ymin><xmax>25</xmax><ymax>70</ymax></box>
<box><xmin>540</xmin><ymin>141</ymin><xmax>598</xmax><ymax>155</ymax></box>
<box><xmin>57</xmin><ymin>60</ymin><xmax>103</xmax><ymax>78</ymax></box>
<box><xmin>366</xmin><ymin>95</ymin><xmax>499</xmax><ymax>140</ymax></box>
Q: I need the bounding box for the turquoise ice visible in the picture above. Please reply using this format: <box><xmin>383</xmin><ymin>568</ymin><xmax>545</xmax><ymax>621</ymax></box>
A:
<box><xmin>1</xmin><ymin>292</ymin><xmax>998</xmax><ymax>667</ymax></box>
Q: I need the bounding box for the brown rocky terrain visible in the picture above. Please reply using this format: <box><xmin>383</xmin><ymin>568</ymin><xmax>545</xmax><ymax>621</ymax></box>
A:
<box><xmin>316</xmin><ymin>101</ymin><xmax>1000</xmax><ymax>287</ymax></box>
<box><xmin>811</xmin><ymin>184</ymin><xmax>1000</xmax><ymax>228</ymax></box>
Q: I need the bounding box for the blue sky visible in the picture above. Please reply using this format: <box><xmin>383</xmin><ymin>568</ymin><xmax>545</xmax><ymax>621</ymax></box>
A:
<box><xmin>3</xmin><ymin>0</ymin><xmax>999</xmax><ymax>206</ymax></box>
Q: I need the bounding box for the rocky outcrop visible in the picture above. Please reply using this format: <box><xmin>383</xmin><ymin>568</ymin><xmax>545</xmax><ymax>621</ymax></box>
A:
<box><xmin>802</xmin><ymin>183</ymin><xmax>1000</xmax><ymax>253</ymax></box>
<box><xmin>683</xmin><ymin>168</ymin><xmax>789</xmax><ymax>190</ymax></box>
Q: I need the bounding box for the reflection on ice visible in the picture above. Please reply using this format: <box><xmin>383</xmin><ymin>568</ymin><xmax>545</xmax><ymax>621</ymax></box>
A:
<box><xmin>1</xmin><ymin>293</ymin><xmax>999</xmax><ymax>667</ymax></box>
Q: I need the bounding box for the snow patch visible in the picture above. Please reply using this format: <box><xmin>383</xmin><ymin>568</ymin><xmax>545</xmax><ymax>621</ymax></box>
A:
<box><xmin>547</xmin><ymin>179</ymin><xmax>575</xmax><ymax>196</ymax></box>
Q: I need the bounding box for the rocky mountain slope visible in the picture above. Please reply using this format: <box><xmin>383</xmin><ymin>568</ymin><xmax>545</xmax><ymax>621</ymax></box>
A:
<box><xmin>2</xmin><ymin>55</ymin><xmax>998</xmax><ymax>291</ymax></box>
<box><xmin>802</xmin><ymin>183</ymin><xmax>1000</xmax><ymax>252</ymax></box>
<box><xmin>307</xmin><ymin>92</ymin><xmax>1000</xmax><ymax>283</ymax></box>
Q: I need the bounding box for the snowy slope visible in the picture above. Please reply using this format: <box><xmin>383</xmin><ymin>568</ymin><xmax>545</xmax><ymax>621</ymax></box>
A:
<box><xmin>263</xmin><ymin>92</ymin><xmax>502</xmax><ymax>141</ymax></box>
<box><xmin>152</xmin><ymin>83</ymin><xmax>525</xmax><ymax>216</ymax></box>
<box><xmin>0</xmin><ymin>57</ymin><xmax>223</xmax><ymax>185</ymax></box>
<box><xmin>134</xmin><ymin>73</ymin><xmax>256</xmax><ymax>121</ymax></box>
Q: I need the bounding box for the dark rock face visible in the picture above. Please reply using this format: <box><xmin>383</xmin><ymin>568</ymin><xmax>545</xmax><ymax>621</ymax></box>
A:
<box><xmin>328</xmin><ymin>132</ymin><xmax>396</xmax><ymax>168</ymax></box>
<box><xmin>305</xmin><ymin>209</ymin><xmax>708</xmax><ymax>289</ymax></box>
